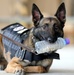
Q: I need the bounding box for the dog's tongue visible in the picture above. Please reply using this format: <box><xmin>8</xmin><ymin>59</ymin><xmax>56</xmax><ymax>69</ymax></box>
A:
<box><xmin>35</xmin><ymin>38</ymin><xmax>70</xmax><ymax>54</ymax></box>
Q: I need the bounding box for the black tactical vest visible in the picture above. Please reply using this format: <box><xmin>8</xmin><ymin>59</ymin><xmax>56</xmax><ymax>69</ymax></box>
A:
<box><xmin>2</xmin><ymin>23</ymin><xmax>59</xmax><ymax>62</ymax></box>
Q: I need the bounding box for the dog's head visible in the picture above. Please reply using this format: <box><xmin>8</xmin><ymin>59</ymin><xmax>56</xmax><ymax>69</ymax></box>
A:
<box><xmin>32</xmin><ymin>3</ymin><xmax>66</xmax><ymax>43</ymax></box>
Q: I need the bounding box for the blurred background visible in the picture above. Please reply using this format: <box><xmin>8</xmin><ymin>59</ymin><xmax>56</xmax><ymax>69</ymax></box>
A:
<box><xmin>0</xmin><ymin>0</ymin><xmax>74</xmax><ymax>74</ymax></box>
<box><xmin>0</xmin><ymin>0</ymin><xmax>74</xmax><ymax>45</ymax></box>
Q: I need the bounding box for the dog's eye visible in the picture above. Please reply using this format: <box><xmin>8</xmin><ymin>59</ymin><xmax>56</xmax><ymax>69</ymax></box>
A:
<box><xmin>55</xmin><ymin>26</ymin><xmax>58</xmax><ymax>30</ymax></box>
<box><xmin>54</xmin><ymin>23</ymin><xmax>59</xmax><ymax>31</ymax></box>
<box><xmin>43</xmin><ymin>23</ymin><xmax>49</xmax><ymax>29</ymax></box>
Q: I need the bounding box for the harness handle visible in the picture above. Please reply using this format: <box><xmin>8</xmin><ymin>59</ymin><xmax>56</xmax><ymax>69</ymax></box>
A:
<box><xmin>0</xmin><ymin>30</ymin><xmax>36</xmax><ymax>54</ymax></box>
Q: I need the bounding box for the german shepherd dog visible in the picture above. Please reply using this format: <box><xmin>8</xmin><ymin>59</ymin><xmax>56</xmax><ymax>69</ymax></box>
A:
<box><xmin>0</xmin><ymin>3</ymin><xmax>66</xmax><ymax>75</ymax></box>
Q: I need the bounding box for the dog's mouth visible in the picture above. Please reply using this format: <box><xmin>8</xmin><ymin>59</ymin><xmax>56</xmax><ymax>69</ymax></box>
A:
<box><xmin>32</xmin><ymin>36</ymin><xmax>58</xmax><ymax>54</ymax></box>
<box><xmin>46</xmin><ymin>37</ymin><xmax>57</xmax><ymax>43</ymax></box>
<box><xmin>33</xmin><ymin>31</ymin><xmax>57</xmax><ymax>43</ymax></box>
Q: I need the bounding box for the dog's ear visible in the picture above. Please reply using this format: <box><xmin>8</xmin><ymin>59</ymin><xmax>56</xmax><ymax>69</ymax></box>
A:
<box><xmin>55</xmin><ymin>2</ymin><xmax>66</xmax><ymax>27</ymax></box>
<box><xmin>32</xmin><ymin>3</ymin><xmax>43</xmax><ymax>26</ymax></box>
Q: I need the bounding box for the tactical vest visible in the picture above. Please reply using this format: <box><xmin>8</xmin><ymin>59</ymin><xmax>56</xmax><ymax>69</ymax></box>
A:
<box><xmin>2</xmin><ymin>23</ymin><xmax>59</xmax><ymax>62</ymax></box>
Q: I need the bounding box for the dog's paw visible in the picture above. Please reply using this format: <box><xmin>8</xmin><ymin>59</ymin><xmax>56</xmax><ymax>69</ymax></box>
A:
<box><xmin>14</xmin><ymin>69</ymin><xmax>25</xmax><ymax>75</ymax></box>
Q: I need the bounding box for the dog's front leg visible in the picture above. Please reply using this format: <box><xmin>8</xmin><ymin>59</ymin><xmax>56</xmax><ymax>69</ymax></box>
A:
<box><xmin>24</xmin><ymin>66</ymin><xmax>46</xmax><ymax>73</ymax></box>
<box><xmin>5</xmin><ymin>57</ymin><xmax>46</xmax><ymax>74</ymax></box>
<box><xmin>0</xmin><ymin>57</ymin><xmax>7</xmax><ymax>70</ymax></box>
<box><xmin>5</xmin><ymin>57</ymin><xmax>25</xmax><ymax>75</ymax></box>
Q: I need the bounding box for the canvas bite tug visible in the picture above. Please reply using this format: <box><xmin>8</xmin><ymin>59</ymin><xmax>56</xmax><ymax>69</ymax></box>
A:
<box><xmin>0</xmin><ymin>2</ymin><xmax>67</xmax><ymax>75</ymax></box>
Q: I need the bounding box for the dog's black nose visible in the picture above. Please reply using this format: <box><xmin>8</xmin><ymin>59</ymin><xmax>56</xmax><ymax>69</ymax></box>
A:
<box><xmin>47</xmin><ymin>38</ymin><xmax>52</xmax><ymax>43</ymax></box>
<box><xmin>47</xmin><ymin>37</ymin><xmax>57</xmax><ymax>43</ymax></box>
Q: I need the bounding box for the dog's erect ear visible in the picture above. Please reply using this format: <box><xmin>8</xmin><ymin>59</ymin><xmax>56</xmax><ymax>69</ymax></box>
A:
<box><xmin>55</xmin><ymin>3</ymin><xmax>66</xmax><ymax>27</ymax></box>
<box><xmin>32</xmin><ymin>3</ymin><xmax>43</xmax><ymax>26</ymax></box>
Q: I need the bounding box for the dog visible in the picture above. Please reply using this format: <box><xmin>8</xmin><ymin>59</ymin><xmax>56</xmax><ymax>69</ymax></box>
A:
<box><xmin>0</xmin><ymin>2</ymin><xmax>66</xmax><ymax>75</ymax></box>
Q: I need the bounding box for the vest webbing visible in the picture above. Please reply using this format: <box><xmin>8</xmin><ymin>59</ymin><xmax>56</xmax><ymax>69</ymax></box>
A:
<box><xmin>2</xmin><ymin>23</ymin><xmax>60</xmax><ymax>62</ymax></box>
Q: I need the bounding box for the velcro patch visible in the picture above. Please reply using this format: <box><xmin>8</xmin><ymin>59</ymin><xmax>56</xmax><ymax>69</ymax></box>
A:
<box><xmin>17</xmin><ymin>28</ymin><xmax>28</xmax><ymax>34</ymax></box>
<box><xmin>13</xmin><ymin>26</ymin><xmax>24</xmax><ymax>31</ymax></box>
<box><xmin>2</xmin><ymin>23</ymin><xmax>29</xmax><ymax>59</ymax></box>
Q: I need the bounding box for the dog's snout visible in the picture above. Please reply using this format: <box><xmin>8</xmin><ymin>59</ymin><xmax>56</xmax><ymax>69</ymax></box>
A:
<box><xmin>47</xmin><ymin>38</ymin><xmax>52</xmax><ymax>43</ymax></box>
<box><xmin>47</xmin><ymin>38</ymin><xmax>51</xmax><ymax>41</ymax></box>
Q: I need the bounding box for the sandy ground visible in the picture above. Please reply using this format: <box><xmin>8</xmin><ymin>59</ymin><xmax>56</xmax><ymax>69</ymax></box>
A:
<box><xmin>0</xmin><ymin>45</ymin><xmax>74</xmax><ymax>75</ymax></box>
